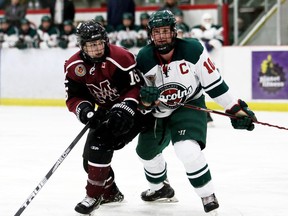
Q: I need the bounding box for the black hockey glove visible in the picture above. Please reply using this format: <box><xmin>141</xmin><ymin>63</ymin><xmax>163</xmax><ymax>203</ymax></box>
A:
<box><xmin>140</xmin><ymin>86</ymin><xmax>160</xmax><ymax>106</ymax></box>
<box><xmin>226</xmin><ymin>99</ymin><xmax>257</xmax><ymax>131</ymax></box>
<box><xmin>106</xmin><ymin>101</ymin><xmax>137</xmax><ymax>136</ymax></box>
<box><xmin>77</xmin><ymin>102</ymin><xmax>107</xmax><ymax>129</ymax></box>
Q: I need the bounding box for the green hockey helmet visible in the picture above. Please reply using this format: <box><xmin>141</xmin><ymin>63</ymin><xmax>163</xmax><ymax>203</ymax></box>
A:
<box><xmin>148</xmin><ymin>10</ymin><xmax>176</xmax><ymax>31</ymax></box>
<box><xmin>41</xmin><ymin>15</ymin><xmax>51</xmax><ymax>23</ymax></box>
<box><xmin>20</xmin><ymin>18</ymin><xmax>30</xmax><ymax>25</ymax></box>
<box><xmin>140</xmin><ymin>12</ymin><xmax>150</xmax><ymax>20</ymax></box>
<box><xmin>63</xmin><ymin>19</ymin><xmax>73</xmax><ymax>26</ymax></box>
<box><xmin>0</xmin><ymin>17</ymin><xmax>8</xmax><ymax>24</ymax></box>
<box><xmin>148</xmin><ymin>10</ymin><xmax>177</xmax><ymax>54</ymax></box>
<box><xmin>95</xmin><ymin>15</ymin><xmax>104</xmax><ymax>23</ymax></box>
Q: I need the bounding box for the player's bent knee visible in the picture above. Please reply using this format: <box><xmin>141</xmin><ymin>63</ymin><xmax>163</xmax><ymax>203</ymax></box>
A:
<box><xmin>138</xmin><ymin>153</ymin><xmax>166</xmax><ymax>171</ymax></box>
<box><xmin>174</xmin><ymin>140</ymin><xmax>201</xmax><ymax>164</ymax></box>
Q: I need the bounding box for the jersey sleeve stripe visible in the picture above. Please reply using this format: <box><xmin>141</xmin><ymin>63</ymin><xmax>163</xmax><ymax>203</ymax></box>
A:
<box><xmin>66</xmin><ymin>59</ymin><xmax>84</xmax><ymax>70</ymax></box>
<box><xmin>106</xmin><ymin>57</ymin><xmax>136</xmax><ymax>71</ymax></box>
<box><xmin>205</xmin><ymin>81</ymin><xmax>229</xmax><ymax>98</ymax></box>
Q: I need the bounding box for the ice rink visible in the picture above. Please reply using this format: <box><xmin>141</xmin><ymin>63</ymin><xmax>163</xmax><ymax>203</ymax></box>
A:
<box><xmin>1</xmin><ymin>105</ymin><xmax>288</xmax><ymax>216</ymax></box>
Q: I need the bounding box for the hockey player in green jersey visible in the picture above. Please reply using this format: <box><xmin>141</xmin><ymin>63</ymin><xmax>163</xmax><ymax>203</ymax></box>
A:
<box><xmin>136</xmin><ymin>10</ymin><xmax>257</xmax><ymax>214</ymax></box>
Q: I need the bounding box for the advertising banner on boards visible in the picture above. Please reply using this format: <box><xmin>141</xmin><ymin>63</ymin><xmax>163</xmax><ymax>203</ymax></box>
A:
<box><xmin>252</xmin><ymin>51</ymin><xmax>288</xmax><ymax>99</ymax></box>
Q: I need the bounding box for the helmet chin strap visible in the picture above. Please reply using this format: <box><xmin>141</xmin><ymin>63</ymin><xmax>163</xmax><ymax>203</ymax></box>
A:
<box><xmin>155</xmin><ymin>43</ymin><xmax>174</xmax><ymax>54</ymax></box>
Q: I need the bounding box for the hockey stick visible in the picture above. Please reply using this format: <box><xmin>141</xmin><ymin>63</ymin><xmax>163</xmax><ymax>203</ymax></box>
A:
<box><xmin>159</xmin><ymin>99</ymin><xmax>288</xmax><ymax>131</ymax></box>
<box><xmin>14</xmin><ymin>123</ymin><xmax>90</xmax><ymax>216</ymax></box>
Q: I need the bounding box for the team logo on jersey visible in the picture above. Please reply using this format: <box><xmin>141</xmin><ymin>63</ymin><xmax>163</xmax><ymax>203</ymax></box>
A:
<box><xmin>75</xmin><ymin>64</ymin><xmax>86</xmax><ymax>77</ymax></box>
<box><xmin>159</xmin><ymin>82</ymin><xmax>193</xmax><ymax>109</ymax></box>
<box><xmin>87</xmin><ymin>80</ymin><xmax>119</xmax><ymax>103</ymax></box>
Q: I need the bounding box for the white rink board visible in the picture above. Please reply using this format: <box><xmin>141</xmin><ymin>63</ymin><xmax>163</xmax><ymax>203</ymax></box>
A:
<box><xmin>1</xmin><ymin>46</ymin><xmax>288</xmax><ymax>101</ymax></box>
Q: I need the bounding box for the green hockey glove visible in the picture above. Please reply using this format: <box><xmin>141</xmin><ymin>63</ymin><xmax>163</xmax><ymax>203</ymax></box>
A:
<box><xmin>140</xmin><ymin>86</ymin><xmax>160</xmax><ymax>106</ymax></box>
<box><xmin>226</xmin><ymin>99</ymin><xmax>257</xmax><ymax>131</ymax></box>
<box><xmin>58</xmin><ymin>39</ymin><xmax>68</xmax><ymax>49</ymax></box>
<box><xmin>15</xmin><ymin>40</ymin><xmax>28</xmax><ymax>49</ymax></box>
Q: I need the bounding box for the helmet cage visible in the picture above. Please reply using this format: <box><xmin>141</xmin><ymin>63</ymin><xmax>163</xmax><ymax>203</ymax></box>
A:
<box><xmin>148</xmin><ymin>10</ymin><xmax>177</xmax><ymax>54</ymax></box>
<box><xmin>76</xmin><ymin>20</ymin><xmax>109</xmax><ymax>63</ymax></box>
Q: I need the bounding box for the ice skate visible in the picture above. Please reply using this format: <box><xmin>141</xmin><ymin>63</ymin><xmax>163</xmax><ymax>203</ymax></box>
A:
<box><xmin>201</xmin><ymin>193</ymin><xmax>219</xmax><ymax>213</ymax></box>
<box><xmin>74</xmin><ymin>195</ymin><xmax>102</xmax><ymax>215</ymax></box>
<box><xmin>141</xmin><ymin>181</ymin><xmax>178</xmax><ymax>202</ymax></box>
<box><xmin>101</xmin><ymin>183</ymin><xmax>124</xmax><ymax>204</ymax></box>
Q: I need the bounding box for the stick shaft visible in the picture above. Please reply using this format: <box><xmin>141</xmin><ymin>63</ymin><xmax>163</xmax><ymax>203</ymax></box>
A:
<box><xmin>14</xmin><ymin>123</ymin><xmax>90</xmax><ymax>216</ymax></box>
<box><xmin>177</xmin><ymin>102</ymin><xmax>288</xmax><ymax>131</ymax></box>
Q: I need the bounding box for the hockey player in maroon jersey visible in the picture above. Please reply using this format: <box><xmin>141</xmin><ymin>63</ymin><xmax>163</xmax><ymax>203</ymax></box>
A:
<box><xmin>64</xmin><ymin>20</ymin><xmax>152</xmax><ymax>215</ymax></box>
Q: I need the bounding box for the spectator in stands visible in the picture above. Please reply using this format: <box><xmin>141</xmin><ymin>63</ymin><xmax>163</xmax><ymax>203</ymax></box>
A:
<box><xmin>174</xmin><ymin>10</ymin><xmax>190</xmax><ymax>33</ymax></box>
<box><xmin>4</xmin><ymin>0</ymin><xmax>26</xmax><ymax>28</ymax></box>
<box><xmin>107</xmin><ymin>0</ymin><xmax>135</xmax><ymax>29</ymax></box>
<box><xmin>37</xmin><ymin>15</ymin><xmax>59</xmax><ymax>48</ymax></box>
<box><xmin>190</xmin><ymin>12</ymin><xmax>223</xmax><ymax>53</ymax></box>
<box><xmin>95</xmin><ymin>15</ymin><xmax>115</xmax><ymax>34</ymax></box>
<box><xmin>136</xmin><ymin>12</ymin><xmax>150</xmax><ymax>48</ymax></box>
<box><xmin>139</xmin><ymin>12</ymin><xmax>150</xmax><ymax>30</ymax></box>
<box><xmin>57</xmin><ymin>19</ymin><xmax>77</xmax><ymax>49</ymax></box>
<box><xmin>0</xmin><ymin>16</ymin><xmax>19</xmax><ymax>48</ymax></box>
<box><xmin>94</xmin><ymin>15</ymin><xmax>116</xmax><ymax>44</ymax></box>
<box><xmin>49</xmin><ymin>0</ymin><xmax>75</xmax><ymax>30</ymax></box>
<box><xmin>116</xmin><ymin>12</ymin><xmax>139</xmax><ymax>50</ymax></box>
<box><xmin>159</xmin><ymin>0</ymin><xmax>182</xmax><ymax>15</ymax></box>
<box><xmin>15</xmin><ymin>17</ymin><xmax>39</xmax><ymax>49</ymax></box>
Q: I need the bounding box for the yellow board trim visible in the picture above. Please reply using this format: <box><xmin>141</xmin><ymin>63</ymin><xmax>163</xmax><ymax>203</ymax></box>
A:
<box><xmin>0</xmin><ymin>99</ymin><xmax>287</xmax><ymax>112</ymax></box>
<box><xmin>0</xmin><ymin>98</ymin><xmax>66</xmax><ymax>107</ymax></box>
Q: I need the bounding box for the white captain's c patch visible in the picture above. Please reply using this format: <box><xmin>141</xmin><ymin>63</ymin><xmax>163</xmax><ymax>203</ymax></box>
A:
<box><xmin>75</xmin><ymin>64</ymin><xmax>86</xmax><ymax>77</ymax></box>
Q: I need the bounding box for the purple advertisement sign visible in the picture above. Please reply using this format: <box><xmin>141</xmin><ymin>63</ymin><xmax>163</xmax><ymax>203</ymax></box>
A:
<box><xmin>252</xmin><ymin>51</ymin><xmax>288</xmax><ymax>99</ymax></box>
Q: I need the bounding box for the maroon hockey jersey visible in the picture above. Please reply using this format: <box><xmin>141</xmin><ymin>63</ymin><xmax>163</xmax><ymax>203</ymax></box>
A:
<box><xmin>64</xmin><ymin>44</ymin><xmax>141</xmax><ymax>115</ymax></box>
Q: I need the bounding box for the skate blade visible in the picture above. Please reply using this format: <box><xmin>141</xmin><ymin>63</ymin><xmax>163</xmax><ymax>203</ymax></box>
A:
<box><xmin>77</xmin><ymin>211</ymin><xmax>95</xmax><ymax>216</ymax></box>
<box><xmin>77</xmin><ymin>212</ymin><xmax>95</xmax><ymax>216</ymax></box>
<box><xmin>151</xmin><ymin>196</ymin><xmax>179</xmax><ymax>203</ymax></box>
<box><xmin>76</xmin><ymin>206</ymin><xmax>99</xmax><ymax>216</ymax></box>
<box><xmin>100</xmin><ymin>199</ymin><xmax>127</xmax><ymax>205</ymax></box>
<box><xmin>209</xmin><ymin>209</ymin><xmax>219</xmax><ymax>216</ymax></box>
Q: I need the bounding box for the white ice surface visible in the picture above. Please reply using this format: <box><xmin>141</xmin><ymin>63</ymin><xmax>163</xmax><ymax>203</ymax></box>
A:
<box><xmin>0</xmin><ymin>106</ymin><xmax>288</xmax><ymax>216</ymax></box>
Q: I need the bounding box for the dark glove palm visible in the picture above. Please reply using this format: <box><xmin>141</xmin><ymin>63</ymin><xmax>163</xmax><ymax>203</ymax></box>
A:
<box><xmin>140</xmin><ymin>86</ymin><xmax>160</xmax><ymax>105</ymax></box>
<box><xmin>226</xmin><ymin>99</ymin><xmax>257</xmax><ymax>131</ymax></box>
<box><xmin>107</xmin><ymin>101</ymin><xmax>136</xmax><ymax>136</ymax></box>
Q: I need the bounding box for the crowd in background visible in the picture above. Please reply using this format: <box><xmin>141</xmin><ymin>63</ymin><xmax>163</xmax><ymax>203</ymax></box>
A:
<box><xmin>0</xmin><ymin>0</ymin><xmax>223</xmax><ymax>53</ymax></box>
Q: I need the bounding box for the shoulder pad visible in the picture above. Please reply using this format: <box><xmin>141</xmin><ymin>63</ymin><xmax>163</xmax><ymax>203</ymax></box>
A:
<box><xmin>106</xmin><ymin>44</ymin><xmax>136</xmax><ymax>71</ymax></box>
<box><xmin>65</xmin><ymin>51</ymin><xmax>87</xmax><ymax>78</ymax></box>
